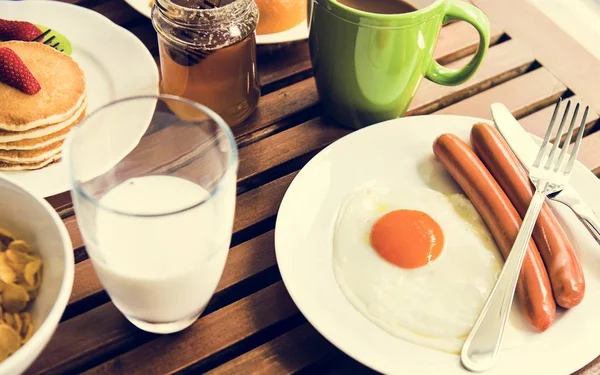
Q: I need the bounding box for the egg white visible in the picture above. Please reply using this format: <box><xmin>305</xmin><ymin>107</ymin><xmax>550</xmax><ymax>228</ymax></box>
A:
<box><xmin>333</xmin><ymin>186</ymin><xmax>505</xmax><ymax>354</ymax></box>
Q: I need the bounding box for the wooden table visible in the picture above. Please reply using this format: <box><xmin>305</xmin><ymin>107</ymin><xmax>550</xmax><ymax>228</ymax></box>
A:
<box><xmin>27</xmin><ymin>0</ymin><xmax>600</xmax><ymax>373</ymax></box>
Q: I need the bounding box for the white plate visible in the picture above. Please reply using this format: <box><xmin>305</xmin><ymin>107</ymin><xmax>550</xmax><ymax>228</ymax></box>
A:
<box><xmin>122</xmin><ymin>0</ymin><xmax>309</xmax><ymax>45</ymax></box>
<box><xmin>0</xmin><ymin>1</ymin><xmax>159</xmax><ymax>198</ymax></box>
<box><xmin>275</xmin><ymin>115</ymin><xmax>600</xmax><ymax>375</ymax></box>
<box><xmin>255</xmin><ymin>21</ymin><xmax>309</xmax><ymax>45</ymax></box>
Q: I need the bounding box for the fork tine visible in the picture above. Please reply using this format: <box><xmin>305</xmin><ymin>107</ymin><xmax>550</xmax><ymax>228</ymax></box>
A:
<box><xmin>43</xmin><ymin>36</ymin><xmax>56</xmax><ymax>45</ymax></box>
<box><xmin>564</xmin><ymin>106</ymin><xmax>589</xmax><ymax>174</ymax></box>
<box><xmin>534</xmin><ymin>98</ymin><xmax>562</xmax><ymax>168</ymax></box>
<box><xmin>554</xmin><ymin>103</ymin><xmax>580</xmax><ymax>171</ymax></box>
<box><xmin>32</xmin><ymin>29</ymin><xmax>51</xmax><ymax>42</ymax></box>
<box><xmin>545</xmin><ymin>100</ymin><xmax>571</xmax><ymax>169</ymax></box>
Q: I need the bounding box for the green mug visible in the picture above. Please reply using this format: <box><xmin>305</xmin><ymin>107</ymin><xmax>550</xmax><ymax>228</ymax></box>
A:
<box><xmin>308</xmin><ymin>0</ymin><xmax>490</xmax><ymax>129</ymax></box>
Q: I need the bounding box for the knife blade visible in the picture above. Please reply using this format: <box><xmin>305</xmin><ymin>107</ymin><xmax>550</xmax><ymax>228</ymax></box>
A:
<box><xmin>490</xmin><ymin>103</ymin><xmax>600</xmax><ymax>244</ymax></box>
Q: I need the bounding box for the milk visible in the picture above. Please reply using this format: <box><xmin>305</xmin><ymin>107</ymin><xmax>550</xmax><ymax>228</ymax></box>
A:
<box><xmin>81</xmin><ymin>174</ymin><xmax>236</xmax><ymax>325</ymax></box>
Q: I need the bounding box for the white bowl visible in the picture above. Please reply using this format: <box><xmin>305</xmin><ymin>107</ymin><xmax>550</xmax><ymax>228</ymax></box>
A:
<box><xmin>0</xmin><ymin>175</ymin><xmax>74</xmax><ymax>375</ymax></box>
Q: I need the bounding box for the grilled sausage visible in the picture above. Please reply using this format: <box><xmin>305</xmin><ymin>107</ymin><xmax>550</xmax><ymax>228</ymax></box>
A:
<box><xmin>471</xmin><ymin>123</ymin><xmax>585</xmax><ymax>308</ymax></box>
<box><xmin>433</xmin><ymin>133</ymin><xmax>556</xmax><ymax>331</ymax></box>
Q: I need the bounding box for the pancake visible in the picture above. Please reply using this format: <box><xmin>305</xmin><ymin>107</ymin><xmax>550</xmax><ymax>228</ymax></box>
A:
<box><xmin>0</xmin><ymin>97</ymin><xmax>87</xmax><ymax>143</ymax></box>
<box><xmin>0</xmin><ymin>41</ymin><xmax>86</xmax><ymax>131</ymax></box>
<box><xmin>0</xmin><ymin>108</ymin><xmax>85</xmax><ymax>150</ymax></box>
<box><xmin>0</xmin><ymin>154</ymin><xmax>61</xmax><ymax>171</ymax></box>
<box><xmin>0</xmin><ymin>140</ymin><xmax>63</xmax><ymax>164</ymax></box>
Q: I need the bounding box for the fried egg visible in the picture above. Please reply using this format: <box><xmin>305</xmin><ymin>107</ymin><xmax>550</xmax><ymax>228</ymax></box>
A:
<box><xmin>332</xmin><ymin>185</ymin><xmax>504</xmax><ymax>354</ymax></box>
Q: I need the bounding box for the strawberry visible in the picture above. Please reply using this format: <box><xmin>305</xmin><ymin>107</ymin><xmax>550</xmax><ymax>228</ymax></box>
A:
<box><xmin>0</xmin><ymin>19</ymin><xmax>41</xmax><ymax>42</ymax></box>
<box><xmin>0</xmin><ymin>48</ymin><xmax>41</xmax><ymax>95</ymax></box>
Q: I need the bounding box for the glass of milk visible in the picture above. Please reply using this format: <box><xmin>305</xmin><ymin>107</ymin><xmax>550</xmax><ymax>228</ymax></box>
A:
<box><xmin>64</xmin><ymin>95</ymin><xmax>238</xmax><ymax>334</ymax></box>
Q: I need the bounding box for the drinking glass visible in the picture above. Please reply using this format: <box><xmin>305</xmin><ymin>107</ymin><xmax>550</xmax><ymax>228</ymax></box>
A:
<box><xmin>65</xmin><ymin>95</ymin><xmax>238</xmax><ymax>334</ymax></box>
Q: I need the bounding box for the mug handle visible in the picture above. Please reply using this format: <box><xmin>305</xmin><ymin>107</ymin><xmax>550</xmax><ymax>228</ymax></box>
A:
<box><xmin>425</xmin><ymin>0</ymin><xmax>490</xmax><ymax>86</ymax></box>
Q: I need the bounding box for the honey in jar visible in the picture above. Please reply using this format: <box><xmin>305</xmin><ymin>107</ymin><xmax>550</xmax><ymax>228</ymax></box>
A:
<box><xmin>152</xmin><ymin>0</ymin><xmax>260</xmax><ymax>126</ymax></box>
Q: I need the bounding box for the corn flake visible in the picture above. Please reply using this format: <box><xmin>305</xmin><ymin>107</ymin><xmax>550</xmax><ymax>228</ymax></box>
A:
<box><xmin>0</xmin><ymin>228</ymin><xmax>42</xmax><ymax>362</ymax></box>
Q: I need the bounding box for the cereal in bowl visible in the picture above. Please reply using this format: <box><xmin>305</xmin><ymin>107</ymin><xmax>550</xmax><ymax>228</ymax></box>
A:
<box><xmin>0</xmin><ymin>227</ymin><xmax>42</xmax><ymax>361</ymax></box>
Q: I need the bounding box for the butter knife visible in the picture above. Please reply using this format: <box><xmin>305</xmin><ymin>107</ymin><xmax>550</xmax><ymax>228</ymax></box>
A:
<box><xmin>491</xmin><ymin>102</ymin><xmax>600</xmax><ymax>245</ymax></box>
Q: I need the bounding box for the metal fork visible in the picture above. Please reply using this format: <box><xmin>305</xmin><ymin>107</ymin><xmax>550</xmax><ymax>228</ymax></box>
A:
<box><xmin>460</xmin><ymin>100</ymin><xmax>589</xmax><ymax>372</ymax></box>
<box><xmin>32</xmin><ymin>29</ymin><xmax>64</xmax><ymax>53</ymax></box>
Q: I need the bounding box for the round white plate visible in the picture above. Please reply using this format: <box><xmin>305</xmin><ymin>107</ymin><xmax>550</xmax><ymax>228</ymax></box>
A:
<box><xmin>0</xmin><ymin>1</ymin><xmax>159</xmax><ymax>198</ymax></box>
<box><xmin>256</xmin><ymin>21</ymin><xmax>309</xmax><ymax>45</ymax></box>
<box><xmin>275</xmin><ymin>115</ymin><xmax>600</xmax><ymax>375</ymax></box>
<box><xmin>123</xmin><ymin>0</ymin><xmax>309</xmax><ymax>45</ymax></box>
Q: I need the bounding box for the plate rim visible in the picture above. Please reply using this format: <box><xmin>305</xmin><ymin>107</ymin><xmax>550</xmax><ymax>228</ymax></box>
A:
<box><xmin>274</xmin><ymin>114</ymin><xmax>600</xmax><ymax>375</ymax></box>
<box><xmin>255</xmin><ymin>20</ymin><xmax>309</xmax><ymax>45</ymax></box>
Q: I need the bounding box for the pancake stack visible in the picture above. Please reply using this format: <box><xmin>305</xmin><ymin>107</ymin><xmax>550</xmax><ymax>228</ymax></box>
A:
<box><xmin>0</xmin><ymin>41</ymin><xmax>87</xmax><ymax>171</ymax></box>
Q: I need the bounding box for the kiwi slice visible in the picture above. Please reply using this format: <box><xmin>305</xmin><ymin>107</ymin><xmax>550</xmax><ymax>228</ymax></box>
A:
<box><xmin>35</xmin><ymin>24</ymin><xmax>73</xmax><ymax>56</ymax></box>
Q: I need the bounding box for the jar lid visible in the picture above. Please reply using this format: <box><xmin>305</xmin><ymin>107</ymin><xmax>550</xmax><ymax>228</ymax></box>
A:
<box><xmin>152</xmin><ymin>0</ymin><xmax>258</xmax><ymax>50</ymax></box>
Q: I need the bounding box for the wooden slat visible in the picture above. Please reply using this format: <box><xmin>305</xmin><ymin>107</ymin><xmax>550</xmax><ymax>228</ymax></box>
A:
<box><xmin>46</xmin><ymin>192</ymin><xmax>72</xmax><ymax>214</ymax></box>
<box><xmin>83</xmin><ymin>282</ymin><xmax>298</xmax><ymax>375</ymax></box>
<box><xmin>63</xmin><ymin>216</ymin><xmax>83</xmax><ymax>251</ymax></box>
<box><xmin>473</xmin><ymin>0</ymin><xmax>600</xmax><ymax>114</ymax></box>
<box><xmin>435</xmin><ymin>68</ymin><xmax>566</xmax><ymax>119</ymax></box>
<box><xmin>576</xmin><ymin>131</ymin><xmax>600</xmax><ymax>176</ymax></box>
<box><xmin>434</xmin><ymin>20</ymin><xmax>504</xmax><ymax>65</ymax></box>
<box><xmin>69</xmin><ymin>261</ymin><xmax>101</xmax><ymax>305</ymax></box>
<box><xmin>520</xmin><ymin>96</ymin><xmax>600</xmax><ymax>140</ymax></box>
<box><xmin>237</xmin><ymin>118</ymin><xmax>349</xmax><ymax>184</ymax></box>
<box><xmin>233</xmin><ymin>78</ymin><xmax>319</xmax><ymax>144</ymax></box>
<box><xmin>258</xmin><ymin>42</ymin><xmax>312</xmax><ymax>88</ymax></box>
<box><xmin>216</xmin><ymin>231</ymin><xmax>277</xmax><ymax>291</ymax></box>
<box><xmin>409</xmin><ymin>39</ymin><xmax>535</xmax><ymax>115</ymax></box>
<box><xmin>30</xmin><ymin>172</ymin><xmax>295</xmax><ymax>373</ymax></box>
<box><xmin>26</xmin><ymin>303</ymin><xmax>150</xmax><ymax>375</ymax></box>
<box><xmin>234</xmin><ymin>172</ymin><xmax>296</xmax><ymax>232</ymax></box>
<box><xmin>207</xmin><ymin>324</ymin><xmax>335</xmax><ymax>375</ymax></box>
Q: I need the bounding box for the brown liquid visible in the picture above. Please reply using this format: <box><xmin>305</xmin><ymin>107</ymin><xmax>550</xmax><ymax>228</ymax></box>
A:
<box><xmin>337</xmin><ymin>0</ymin><xmax>417</xmax><ymax>14</ymax></box>
<box><xmin>159</xmin><ymin>34</ymin><xmax>260</xmax><ymax>126</ymax></box>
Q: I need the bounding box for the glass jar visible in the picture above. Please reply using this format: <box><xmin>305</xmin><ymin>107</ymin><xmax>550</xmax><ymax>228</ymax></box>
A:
<box><xmin>152</xmin><ymin>0</ymin><xmax>260</xmax><ymax>126</ymax></box>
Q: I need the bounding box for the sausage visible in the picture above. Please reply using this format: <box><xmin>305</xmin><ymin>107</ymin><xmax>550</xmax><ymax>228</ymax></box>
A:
<box><xmin>471</xmin><ymin>123</ymin><xmax>585</xmax><ymax>308</ymax></box>
<box><xmin>433</xmin><ymin>133</ymin><xmax>556</xmax><ymax>331</ymax></box>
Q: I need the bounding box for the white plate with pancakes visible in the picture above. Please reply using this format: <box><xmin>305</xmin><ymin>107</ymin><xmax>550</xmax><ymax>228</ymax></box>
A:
<box><xmin>275</xmin><ymin>115</ymin><xmax>600</xmax><ymax>375</ymax></box>
<box><xmin>0</xmin><ymin>1</ymin><xmax>159</xmax><ymax>197</ymax></box>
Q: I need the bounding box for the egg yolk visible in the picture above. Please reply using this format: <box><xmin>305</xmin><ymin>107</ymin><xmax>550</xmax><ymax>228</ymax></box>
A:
<box><xmin>370</xmin><ymin>210</ymin><xmax>444</xmax><ymax>269</ymax></box>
